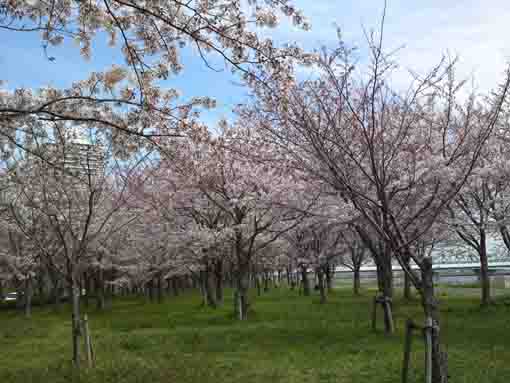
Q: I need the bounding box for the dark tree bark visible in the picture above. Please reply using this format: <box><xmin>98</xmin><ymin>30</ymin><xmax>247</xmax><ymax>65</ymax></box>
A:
<box><xmin>51</xmin><ymin>280</ymin><xmax>61</xmax><ymax>310</ymax></box>
<box><xmin>263</xmin><ymin>271</ymin><xmax>270</xmax><ymax>292</ymax></box>
<box><xmin>379</xmin><ymin>252</ymin><xmax>394</xmax><ymax>299</ymax></box>
<box><xmin>479</xmin><ymin>229</ymin><xmax>491</xmax><ymax>307</ymax></box>
<box><xmin>36</xmin><ymin>269</ymin><xmax>46</xmax><ymax>304</ymax></box>
<box><xmin>70</xmin><ymin>272</ymin><xmax>82</xmax><ymax>368</ymax></box>
<box><xmin>199</xmin><ymin>268</ymin><xmax>217</xmax><ymax>308</ymax></box>
<box><xmin>353</xmin><ymin>268</ymin><xmax>361</xmax><ymax>295</ymax></box>
<box><xmin>24</xmin><ymin>276</ymin><xmax>33</xmax><ymax>318</ymax></box>
<box><xmin>214</xmin><ymin>261</ymin><xmax>223</xmax><ymax>304</ymax></box>
<box><xmin>300</xmin><ymin>265</ymin><xmax>310</xmax><ymax>296</ymax></box>
<box><xmin>172</xmin><ymin>277</ymin><xmax>179</xmax><ymax>296</ymax></box>
<box><xmin>404</xmin><ymin>272</ymin><xmax>412</xmax><ymax>300</ymax></box>
<box><xmin>206</xmin><ymin>268</ymin><xmax>217</xmax><ymax>308</ymax></box>
<box><xmin>325</xmin><ymin>264</ymin><xmax>333</xmax><ymax>293</ymax></box>
<box><xmin>83</xmin><ymin>272</ymin><xmax>90</xmax><ymax>308</ymax></box>
<box><xmin>157</xmin><ymin>275</ymin><xmax>163</xmax><ymax>303</ymax></box>
<box><xmin>317</xmin><ymin>268</ymin><xmax>327</xmax><ymax>304</ymax></box>
<box><xmin>235</xmin><ymin>262</ymin><xmax>250</xmax><ymax>320</ymax></box>
<box><xmin>147</xmin><ymin>279</ymin><xmax>154</xmax><ymax>302</ymax></box>
<box><xmin>96</xmin><ymin>268</ymin><xmax>105</xmax><ymax>310</ymax></box>
<box><xmin>403</xmin><ymin>255</ymin><xmax>412</xmax><ymax>300</ymax></box>
<box><xmin>107</xmin><ymin>271</ymin><xmax>115</xmax><ymax>307</ymax></box>
<box><xmin>16</xmin><ymin>283</ymin><xmax>25</xmax><ymax>310</ymax></box>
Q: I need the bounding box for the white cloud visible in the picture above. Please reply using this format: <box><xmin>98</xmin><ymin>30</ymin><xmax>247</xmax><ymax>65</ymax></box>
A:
<box><xmin>273</xmin><ymin>0</ymin><xmax>510</xmax><ymax>92</ymax></box>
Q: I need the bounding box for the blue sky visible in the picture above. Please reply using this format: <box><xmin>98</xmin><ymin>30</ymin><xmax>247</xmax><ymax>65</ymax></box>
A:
<box><xmin>1</xmin><ymin>0</ymin><xmax>509</xmax><ymax>127</ymax></box>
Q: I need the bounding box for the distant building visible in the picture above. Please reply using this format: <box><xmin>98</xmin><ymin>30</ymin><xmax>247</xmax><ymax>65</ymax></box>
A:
<box><xmin>40</xmin><ymin>127</ymin><xmax>105</xmax><ymax>188</ymax></box>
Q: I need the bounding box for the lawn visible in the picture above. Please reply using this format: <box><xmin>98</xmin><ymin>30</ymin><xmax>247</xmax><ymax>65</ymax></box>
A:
<box><xmin>1</xmin><ymin>287</ymin><xmax>510</xmax><ymax>383</ymax></box>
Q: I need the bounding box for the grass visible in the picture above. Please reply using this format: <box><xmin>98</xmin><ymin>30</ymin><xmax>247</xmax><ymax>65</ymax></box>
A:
<box><xmin>1</xmin><ymin>287</ymin><xmax>510</xmax><ymax>383</ymax></box>
<box><xmin>439</xmin><ymin>283</ymin><xmax>482</xmax><ymax>289</ymax></box>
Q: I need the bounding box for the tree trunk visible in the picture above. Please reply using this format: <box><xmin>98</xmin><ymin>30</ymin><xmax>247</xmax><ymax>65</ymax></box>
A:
<box><xmin>236</xmin><ymin>263</ymin><xmax>250</xmax><ymax>320</ymax></box>
<box><xmin>325</xmin><ymin>264</ymin><xmax>333</xmax><ymax>293</ymax></box>
<box><xmin>421</xmin><ymin>257</ymin><xmax>448</xmax><ymax>383</ymax></box>
<box><xmin>198</xmin><ymin>273</ymin><xmax>206</xmax><ymax>305</ymax></box>
<box><xmin>157</xmin><ymin>276</ymin><xmax>163</xmax><ymax>303</ymax></box>
<box><xmin>263</xmin><ymin>271</ymin><xmax>270</xmax><ymax>292</ymax></box>
<box><xmin>107</xmin><ymin>273</ymin><xmax>115</xmax><ymax>307</ymax></box>
<box><xmin>376</xmin><ymin>249</ymin><xmax>394</xmax><ymax>334</ymax></box>
<box><xmin>479</xmin><ymin>229</ymin><xmax>491</xmax><ymax>307</ymax></box>
<box><xmin>148</xmin><ymin>279</ymin><xmax>155</xmax><ymax>302</ymax></box>
<box><xmin>227</xmin><ymin>264</ymin><xmax>235</xmax><ymax>288</ymax></box>
<box><xmin>96</xmin><ymin>268</ymin><xmax>105</xmax><ymax>310</ymax></box>
<box><xmin>353</xmin><ymin>268</ymin><xmax>361</xmax><ymax>295</ymax></box>
<box><xmin>403</xmin><ymin>256</ymin><xmax>412</xmax><ymax>300</ymax></box>
<box><xmin>16</xmin><ymin>284</ymin><xmax>25</xmax><ymax>310</ymax></box>
<box><xmin>24</xmin><ymin>276</ymin><xmax>33</xmax><ymax>318</ymax></box>
<box><xmin>380</xmin><ymin>253</ymin><xmax>393</xmax><ymax>298</ymax></box>
<box><xmin>214</xmin><ymin>261</ymin><xmax>223</xmax><ymax>304</ymax></box>
<box><xmin>37</xmin><ymin>271</ymin><xmax>46</xmax><ymax>304</ymax></box>
<box><xmin>404</xmin><ymin>272</ymin><xmax>412</xmax><ymax>300</ymax></box>
<box><xmin>317</xmin><ymin>268</ymin><xmax>326</xmax><ymax>304</ymax></box>
<box><xmin>300</xmin><ymin>265</ymin><xmax>310</xmax><ymax>296</ymax></box>
<box><xmin>83</xmin><ymin>272</ymin><xmax>90</xmax><ymax>308</ymax></box>
<box><xmin>166</xmin><ymin>279</ymin><xmax>171</xmax><ymax>294</ymax></box>
<box><xmin>206</xmin><ymin>268</ymin><xmax>217</xmax><ymax>308</ymax></box>
<box><xmin>71</xmin><ymin>275</ymin><xmax>82</xmax><ymax>368</ymax></box>
<box><xmin>50</xmin><ymin>278</ymin><xmax>61</xmax><ymax>310</ymax></box>
<box><xmin>200</xmin><ymin>268</ymin><xmax>217</xmax><ymax>308</ymax></box>
<box><xmin>172</xmin><ymin>278</ymin><xmax>179</xmax><ymax>296</ymax></box>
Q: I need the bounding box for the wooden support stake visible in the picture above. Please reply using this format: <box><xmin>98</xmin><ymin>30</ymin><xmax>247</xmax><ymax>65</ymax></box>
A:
<box><xmin>83</xmin><ymin>314</ymin><xmax>94</xmax><ymax>367</ymax></box>
<box><xmin>385</xmin><ymin>300</ymin><xmax>395</xmax><ymax>333</ymax></box>
<box><xmin>402</xmin><ymin>319</ymin><xmax>415</xmax><ymax>383</ymax></box>
<box><xmin>424</xmin><ymin>317</ymin><xmax>433</xmax><ymax>383</ymax></box>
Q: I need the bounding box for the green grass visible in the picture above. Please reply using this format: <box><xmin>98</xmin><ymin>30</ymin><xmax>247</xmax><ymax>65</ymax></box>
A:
<box><xmin>439</xmin><ymin>283</ymin><xmax>482</xmax><ymax>289</ymax></box>
<box><xmin>1</xmin><ymin>288</ymin><xmax>510</xmax><ymax>383</ymax></box>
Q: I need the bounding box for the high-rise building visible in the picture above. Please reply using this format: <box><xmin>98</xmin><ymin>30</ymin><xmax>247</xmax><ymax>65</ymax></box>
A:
<box><xmin>42</xmin><ymin>127</ymin><xmax>105</xmax><ymax>188</ymax></box>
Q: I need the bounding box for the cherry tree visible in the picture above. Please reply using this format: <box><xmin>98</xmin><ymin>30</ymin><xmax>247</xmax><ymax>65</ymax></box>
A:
<box><xmin>338</xmin><ymin>225</ymin><xmax>370</xmax><ymax>296</ymax></box>
<box><xmin>165</xmin><ymin>123</ymin><xmax>312</xmax><ymax>319</ymax></box>
<box><xmin>0</xmin><ymin>225</ymin><xmax>39</xmax><ymax>316</ymax></box>
<box><xmin>305</xmin><ymin>223</ymin><xmax>343</xmax><ymax>303</ymax></box>
<box><xmin>0</xmin><ymin>0</ymin><xmax>309</xmax><ymax>165</ymax></box>
<box><xmin>284</xmin><ymin>224</ymin><xmax>313</xmax><ymax>296</ymax></box>
<box><xmin>443</xmin><ymin>118</ymin><xmax>510</xmax><ymax>306</ymax></box>
<box><xmin>2</xmin><ymin>125</ymin><xmax>145</xmax><ymax>367</ymax></box>
<box><xmin>252</xmin><ymin>240</ymin><xmax>286</xmax><ymax>294</ymax></box>
<box><xmin>152</xmin><ymin>152</ymin><xmax>232</xmax><ymax>307</ymax></box>
<box><xmin>284</xmin><ymin>200</ymin><xmax>350</xmax><ymax>303</ymax></box>
<box><xmin>476</xmin><ymin>124</ymin><xmax>510</xmax><ymax>251</ymax></box>
<box><xmin>243</xmin><ymin>22</ymin><xmax>510</xmax><ymax>381</ymax></box>
<box><xmin>447</xmin><ymin>184</ymin><xmax>497</xmax><ymax>306</ymax></box>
